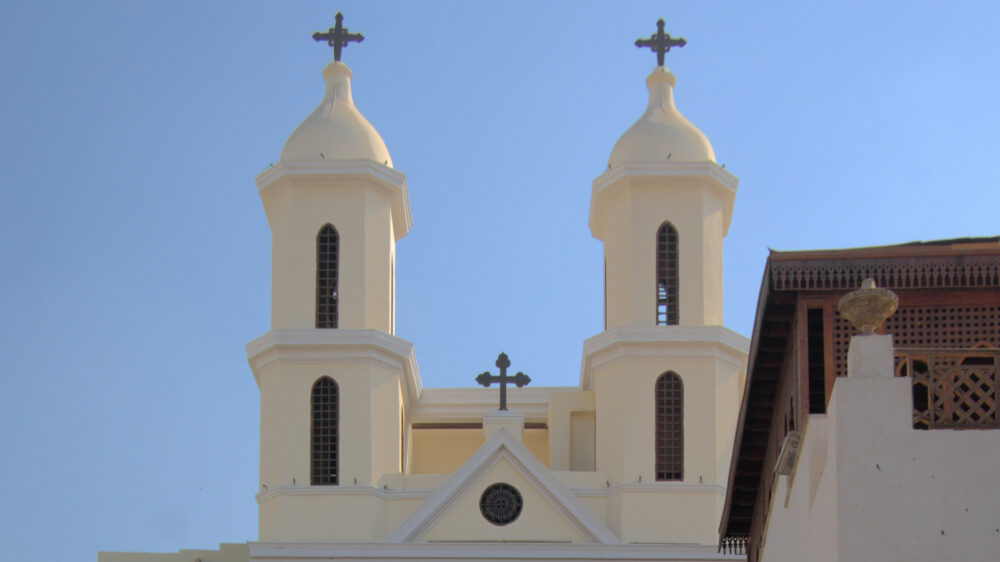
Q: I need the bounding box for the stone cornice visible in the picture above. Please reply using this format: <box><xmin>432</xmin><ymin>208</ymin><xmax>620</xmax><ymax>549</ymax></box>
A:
<box><xmin>589</xmin><ymin>161</ymin><xmax>738</xmax><ymax>240</ymax></box>
<box><xmin>254</xmin><ymin>481</ymin><xmax>725</xmax><ymax>504</ymax></box>
<box><xmin>571</xmin><ymin>481</ymin><xmax>727</xmax><ymax>497</ymax></box>
<box><xmin>256</xmin><ymin>159</ymin><xmax>412</xmax><ymax>239</ymax></box>
<box><xmin>248</xmin><ymin>541</ymin><xmax>744</xmax><ymax>560</ymax></box>
<box><xmin>246</xmin><ymin>329</ymin><xmax>422</xmax><ymax>406</ymax></box>
<box><xmin>256</xmin><ymin>484</ymin><xmax>433</xmax><ymax>503</ymax></box>
<box><xmin>579</xmin><ymin>326</ymin><xmax>750</xmax><ymax>389</ymax></box>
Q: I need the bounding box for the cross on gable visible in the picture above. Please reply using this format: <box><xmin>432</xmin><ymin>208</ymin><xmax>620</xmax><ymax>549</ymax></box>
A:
<box><xmin>635</xmin><ymin>18</ymin><xmax>686</xmax><ymax>67</ymax></box>
<box><xmin>312</xmin><ymin>12</ymin><xmax>364</xmax><ymax>62</ymax></box>
<box><xmin>475</xmin><ymin>352</ymin><xmax>531</xmax><ymax>411</ymax></box>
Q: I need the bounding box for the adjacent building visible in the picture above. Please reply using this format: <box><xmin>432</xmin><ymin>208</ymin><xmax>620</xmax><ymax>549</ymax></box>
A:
<box><xmin>719</xmin><ymin>240</ymin><xmax>1000</xmax><ymax>561</ymax></box>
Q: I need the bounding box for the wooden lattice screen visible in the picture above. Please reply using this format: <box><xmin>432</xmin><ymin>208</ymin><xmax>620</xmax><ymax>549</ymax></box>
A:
<box><xmin>833</xmin><ymin>305</ymin><xmax>1000</xmax><ymax>379</ymax></box>
<box><xmin>895</xmin><ymin>349</ymin><xmax>999</xmax><ymax>429</ymax></box>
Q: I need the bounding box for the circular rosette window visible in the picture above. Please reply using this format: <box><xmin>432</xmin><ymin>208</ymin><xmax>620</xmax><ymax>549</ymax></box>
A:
<box><xmin>479</xmin><ymin>482</ymin><xmax>523</xmax><ymax>526</ymax></box>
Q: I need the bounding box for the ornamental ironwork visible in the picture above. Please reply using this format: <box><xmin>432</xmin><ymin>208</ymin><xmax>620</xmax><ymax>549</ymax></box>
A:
<box><xmin>479</xmin><ymin>483</ymin><xmax>523</xmax><ymax>526</ymax></box>
<box><xmin>316</xmin><ymin>224</ymin><xmax>339</xmax><ymax>328</ymax></box>
<box><xmin>311</xmin><ymin>376</ymin><xmax>339</xmax><ymax>485</ymax></box>
<box><xmin>656</xmin><ymin>222</ymin><xmax>679</xmax><ymax>326</ymax></box>
<box><xmin>475</xmin><ymin>352</ymin><xmax>531</xmax><ymax>411</ymax></box>
<box><xmin>312</xmin><ymin>12</ymin><xmax>364</xmax><ymax>62</ymax></box>
<box><xmin>635</xmin><ymin>18</ymin><xmax>686</xmax><ymax>67</ymax></box>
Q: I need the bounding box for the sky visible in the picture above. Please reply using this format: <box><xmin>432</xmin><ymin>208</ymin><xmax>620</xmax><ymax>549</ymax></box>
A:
<box><xmin>1</xmin><ymin>1</ymin><xmax>999</xmax><ymax>560</ymax></box>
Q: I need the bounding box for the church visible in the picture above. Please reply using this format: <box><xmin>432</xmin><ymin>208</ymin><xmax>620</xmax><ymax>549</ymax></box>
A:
<box><xmin>101</xmin><ymin>13</ymin><xmax>746</xmax><ymax>561</ymax></box>
<box><xmin>99</xmin><ymin>12</ymin><xmax>999</xmax><ymax>562</ymax></box>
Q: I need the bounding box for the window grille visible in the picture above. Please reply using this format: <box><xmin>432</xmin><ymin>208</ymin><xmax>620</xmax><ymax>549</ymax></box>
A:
<box><xmin>655</xmin><ymin>371</ymin><xmax>683</xmax><ymax>480</ymax></box>
<box><xmin>656</xmin><ymin>223</ymin><xmax>679</xmax><ymax>325</ymax></box>
<box><xmin>311</xmin><ymin>376</ymin><xmax>339</xmax><ymax>485</ymax></box>
<box><xmin>316</xmin><ymin>224</ymin><xmax>339</xmax><ymax>329</ymax></box>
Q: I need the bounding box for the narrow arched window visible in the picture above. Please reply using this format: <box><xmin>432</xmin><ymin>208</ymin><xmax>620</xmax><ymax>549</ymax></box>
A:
<box><xmin>316</xmin><ymin>224</ymin><xmax>339</xmax><ymax>328</ymax></box>
<box><xmin>656</xmin><ymin>222</ymin><xmax>679</xmax><ymax>325</ymax></box>
<box><xmin>311</xmin><ymin>376</ymin><xmax>339</xmax><ymax>485</ymax></box>
<box><xmin>655</xmin><ymin>371</ymin><xmax>683</xmax><ymax>481</ymax></box>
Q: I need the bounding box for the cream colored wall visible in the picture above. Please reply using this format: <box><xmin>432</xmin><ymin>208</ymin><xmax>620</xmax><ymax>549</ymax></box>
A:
<box><xmin>616</xmin><ymin>487</ymin><xmax>723</xmax><ymax>545</ymax></box>
<box><xmin>522</xmin><ymin>427</ymin><xmax>550</xmax><ymax>467</ymax></box>
<box><xmin>262</xmin><ymin>177</ymin><xmax>396</xmax><ymax>333</ymax></box>
<box><xmin>598</xmin><ymin>176</ymin><xmax>727</xmax><ymax>330</ymax></box>
<box><xmin>258</xmin><ymin>359</ymin><xmax>401</xmax><ymax>491</ymax></box>
<box><xmin>547</xmin><ymin>390</ymin><xmax>595</xmax><ymax>471</ymax></box>
<box><xmin>570</xmin><ymin>412</ymin><xmax>596</xmax><ymax>471</ymax></box>
<box><xmin>593</xmin><ymin>355</ymin><xmax>729</xmax><ymax>485</ymax></box>
<box><xmin>421</xmin><ymin>457</ymin><xmax>587</xmax><ymax>543</ymax></box>
<box><xmin>409</xmin><ymin>427</ymin><xmax>549</xmax><ymax>474</ymax></box>
<box><xmin>409</xmin><ymin>429</ymin><xmax>484</xmax><ymax>474</ymax></box>
<box><xmin>585</xmin><ymin>336</ymin><xmax>745</xmax><ymax>545</ymax></box>
<box><xmin>714</xmin><ymin>354</ymin><xmax>746</xmax><ymax>483</ymax></box>
<box><xmin>259</xmin><ymin>492</ymin><xmax>384</xmax><ymax>541</ymax></box>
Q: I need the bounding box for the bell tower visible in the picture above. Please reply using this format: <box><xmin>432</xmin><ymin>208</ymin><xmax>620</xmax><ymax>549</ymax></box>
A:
<box><xmin>248</xmin><ymin>13</ymin><xmax>415</xmax><ymax>542</ymax></box>
<box><xmin>590</xmin><ymin>20</ymin><xmax>736</xmax><ymax>329</ymax></box>
<box><xmin>580</xmin><ymin>20</ymin><xmax>748</xmax><ymax>545</ymax></box>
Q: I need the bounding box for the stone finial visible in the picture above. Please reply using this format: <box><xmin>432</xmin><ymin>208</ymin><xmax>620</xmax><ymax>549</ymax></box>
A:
<box><xmin>837</xmin><ymin>278</ymin><xmax>899</xmax><ymax>335</ymax></box>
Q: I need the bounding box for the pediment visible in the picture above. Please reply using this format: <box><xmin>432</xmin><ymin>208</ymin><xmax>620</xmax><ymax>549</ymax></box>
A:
<box><xmin>389</xmin><ymin>428</ymin><xmax>619</xmax><ymax>544</ymax></box>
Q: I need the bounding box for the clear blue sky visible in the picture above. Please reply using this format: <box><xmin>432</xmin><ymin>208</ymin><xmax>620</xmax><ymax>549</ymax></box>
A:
<box><xmin>2</xmin><ymin>1</ymin><xmax>998</xmax><ymax>560</ymax></box>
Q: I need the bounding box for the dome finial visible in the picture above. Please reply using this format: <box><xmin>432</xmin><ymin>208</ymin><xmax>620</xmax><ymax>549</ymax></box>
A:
<box><xmin>634</xmin><ymin>18</ymin><xmax>686</xmax><ymax>67</ymax></box>
<box><xmin>312</xmin><ymin>11</ymin><xmax>365</xmax><ymax>62</ymax></box>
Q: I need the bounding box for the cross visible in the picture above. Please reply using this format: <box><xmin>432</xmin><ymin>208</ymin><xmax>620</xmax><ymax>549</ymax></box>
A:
<box><xmin>312</xmin><ymin>12</ymin><xmax>364</xmax><ymax>62</ymax></box>
<box><xmin>475</xmin><ymin>352</ymin><xmax>531</xmax><ymax>411</ymax></box>
<box><xmin>635</xmin><ymin>18</ymin><xmax>686</xmax><ymax>67</ymax></box>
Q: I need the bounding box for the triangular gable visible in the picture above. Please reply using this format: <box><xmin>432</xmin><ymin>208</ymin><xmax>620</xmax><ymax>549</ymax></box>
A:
<box><xmin>388</xmin><ymin>428</ymin><xmax>620</xmax><ymax>544</ymax></box>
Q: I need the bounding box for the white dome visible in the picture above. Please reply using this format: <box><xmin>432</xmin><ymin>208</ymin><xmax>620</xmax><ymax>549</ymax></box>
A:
<box><xmin>280</xmin><ymin>61</ymin><xmax>392</xmax><ymax>166</ymax></box>
<box><xmin>608</xmin><ymin>67</ymin><xmax>714</xmax><ymax>168</ymax></box>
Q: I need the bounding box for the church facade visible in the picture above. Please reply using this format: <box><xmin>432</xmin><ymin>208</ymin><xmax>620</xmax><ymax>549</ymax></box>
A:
<box><xmin>101</xmin><ymin>16</ymin><xmax>750</xmax><ymax>561</ymax></box>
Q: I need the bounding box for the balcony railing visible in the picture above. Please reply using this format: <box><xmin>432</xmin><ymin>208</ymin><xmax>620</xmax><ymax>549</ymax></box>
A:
<box><xmin>894</xmin><ymin>348</ymin><xmax>999</xmax><ymax>430</ymax></box>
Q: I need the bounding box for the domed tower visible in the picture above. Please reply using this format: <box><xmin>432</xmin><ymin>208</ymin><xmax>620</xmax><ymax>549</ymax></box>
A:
<box><xmin>247</xmin><ymin>13</ymin><xmax>416</xmax><ymax>543</ymax></box>
<box><xmin>580</xmin><ymin>20</ymin><xmax>748</xmax><ymax>545</ymax></box>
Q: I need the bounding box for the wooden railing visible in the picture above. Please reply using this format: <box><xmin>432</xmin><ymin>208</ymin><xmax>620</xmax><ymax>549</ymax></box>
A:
<box><xmin>894</xmin><ymin>348</ymin><xmax>999</xmax><ymax>430</ymax></box>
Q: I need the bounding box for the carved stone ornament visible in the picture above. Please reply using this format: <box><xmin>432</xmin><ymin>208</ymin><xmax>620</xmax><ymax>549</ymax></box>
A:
<box><xmin>837</xmin><ymin>278</ymin><xmax>899</xmax><ymax>335</ymax></box>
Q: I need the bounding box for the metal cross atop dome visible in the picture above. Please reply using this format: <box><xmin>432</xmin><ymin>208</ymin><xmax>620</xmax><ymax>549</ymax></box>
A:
<box><xmin>635</xmin><ymin>18</ymin><xmax>686</xmax><ymax>67</ymax></box>
<box><xmin>312</xmin><ymin>12</ymin><xmax>364</xmax><ymax>62</ymax></box>
<box><xmin>475</xmin><ymin>352</ymin><xmax>531</xmax><ymax>411</ymax></box>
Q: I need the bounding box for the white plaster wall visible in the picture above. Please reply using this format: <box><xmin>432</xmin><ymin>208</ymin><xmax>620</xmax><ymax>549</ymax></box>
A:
<box><xmin>834</xmin><ymin>376</ymin><xmax>1000</xmax><ymax>562</ymax></box>
<box><xmin>761</xmin><ymin>342</ymin><xmax>1000</xmax><ymax>562</ymax></box>
<box><xmin>757</xmin><ymin>415</ymin><xmax>839</xmax><ymax>562</ymax></box>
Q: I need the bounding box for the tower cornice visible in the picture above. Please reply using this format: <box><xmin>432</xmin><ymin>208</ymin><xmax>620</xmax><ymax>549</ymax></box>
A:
<box><xmin>256</xmin><ymin>159</ymin><xmax>411</xmax><ymax>239</ymax></box>
<box><xmin>247</xmin><ymin>329</ymin><xmax>423</xmax><ymax>406</ymax></box>
<box><xmin>579</xmin><ymin>326</ymin><xmax>749</xmax><ymax>390</ymax></box>
<box><xmin>589</xmin><ymin>161</ymin><xmax>737</xmax><ymax>241</ymax></box>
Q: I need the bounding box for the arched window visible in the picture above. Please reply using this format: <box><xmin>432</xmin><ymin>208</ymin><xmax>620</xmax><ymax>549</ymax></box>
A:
<box><xmin>316</xmin><ymin>224</ymin><xmax>339</xmax><ymax>328</ymax></box>
<box><xmin>311</xmin><ymin>376</ymin><xmax>339</xmax><ymax>485</ymax></box>
<box><xmin>656</xmin><ymin>222</ymin><xmax>679</xmax><ymax>326</ymax></box>
<box><xmin>655</xmin><ymin>371</ymin><xmax>683</xmax><ymax>481</ymax></box>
